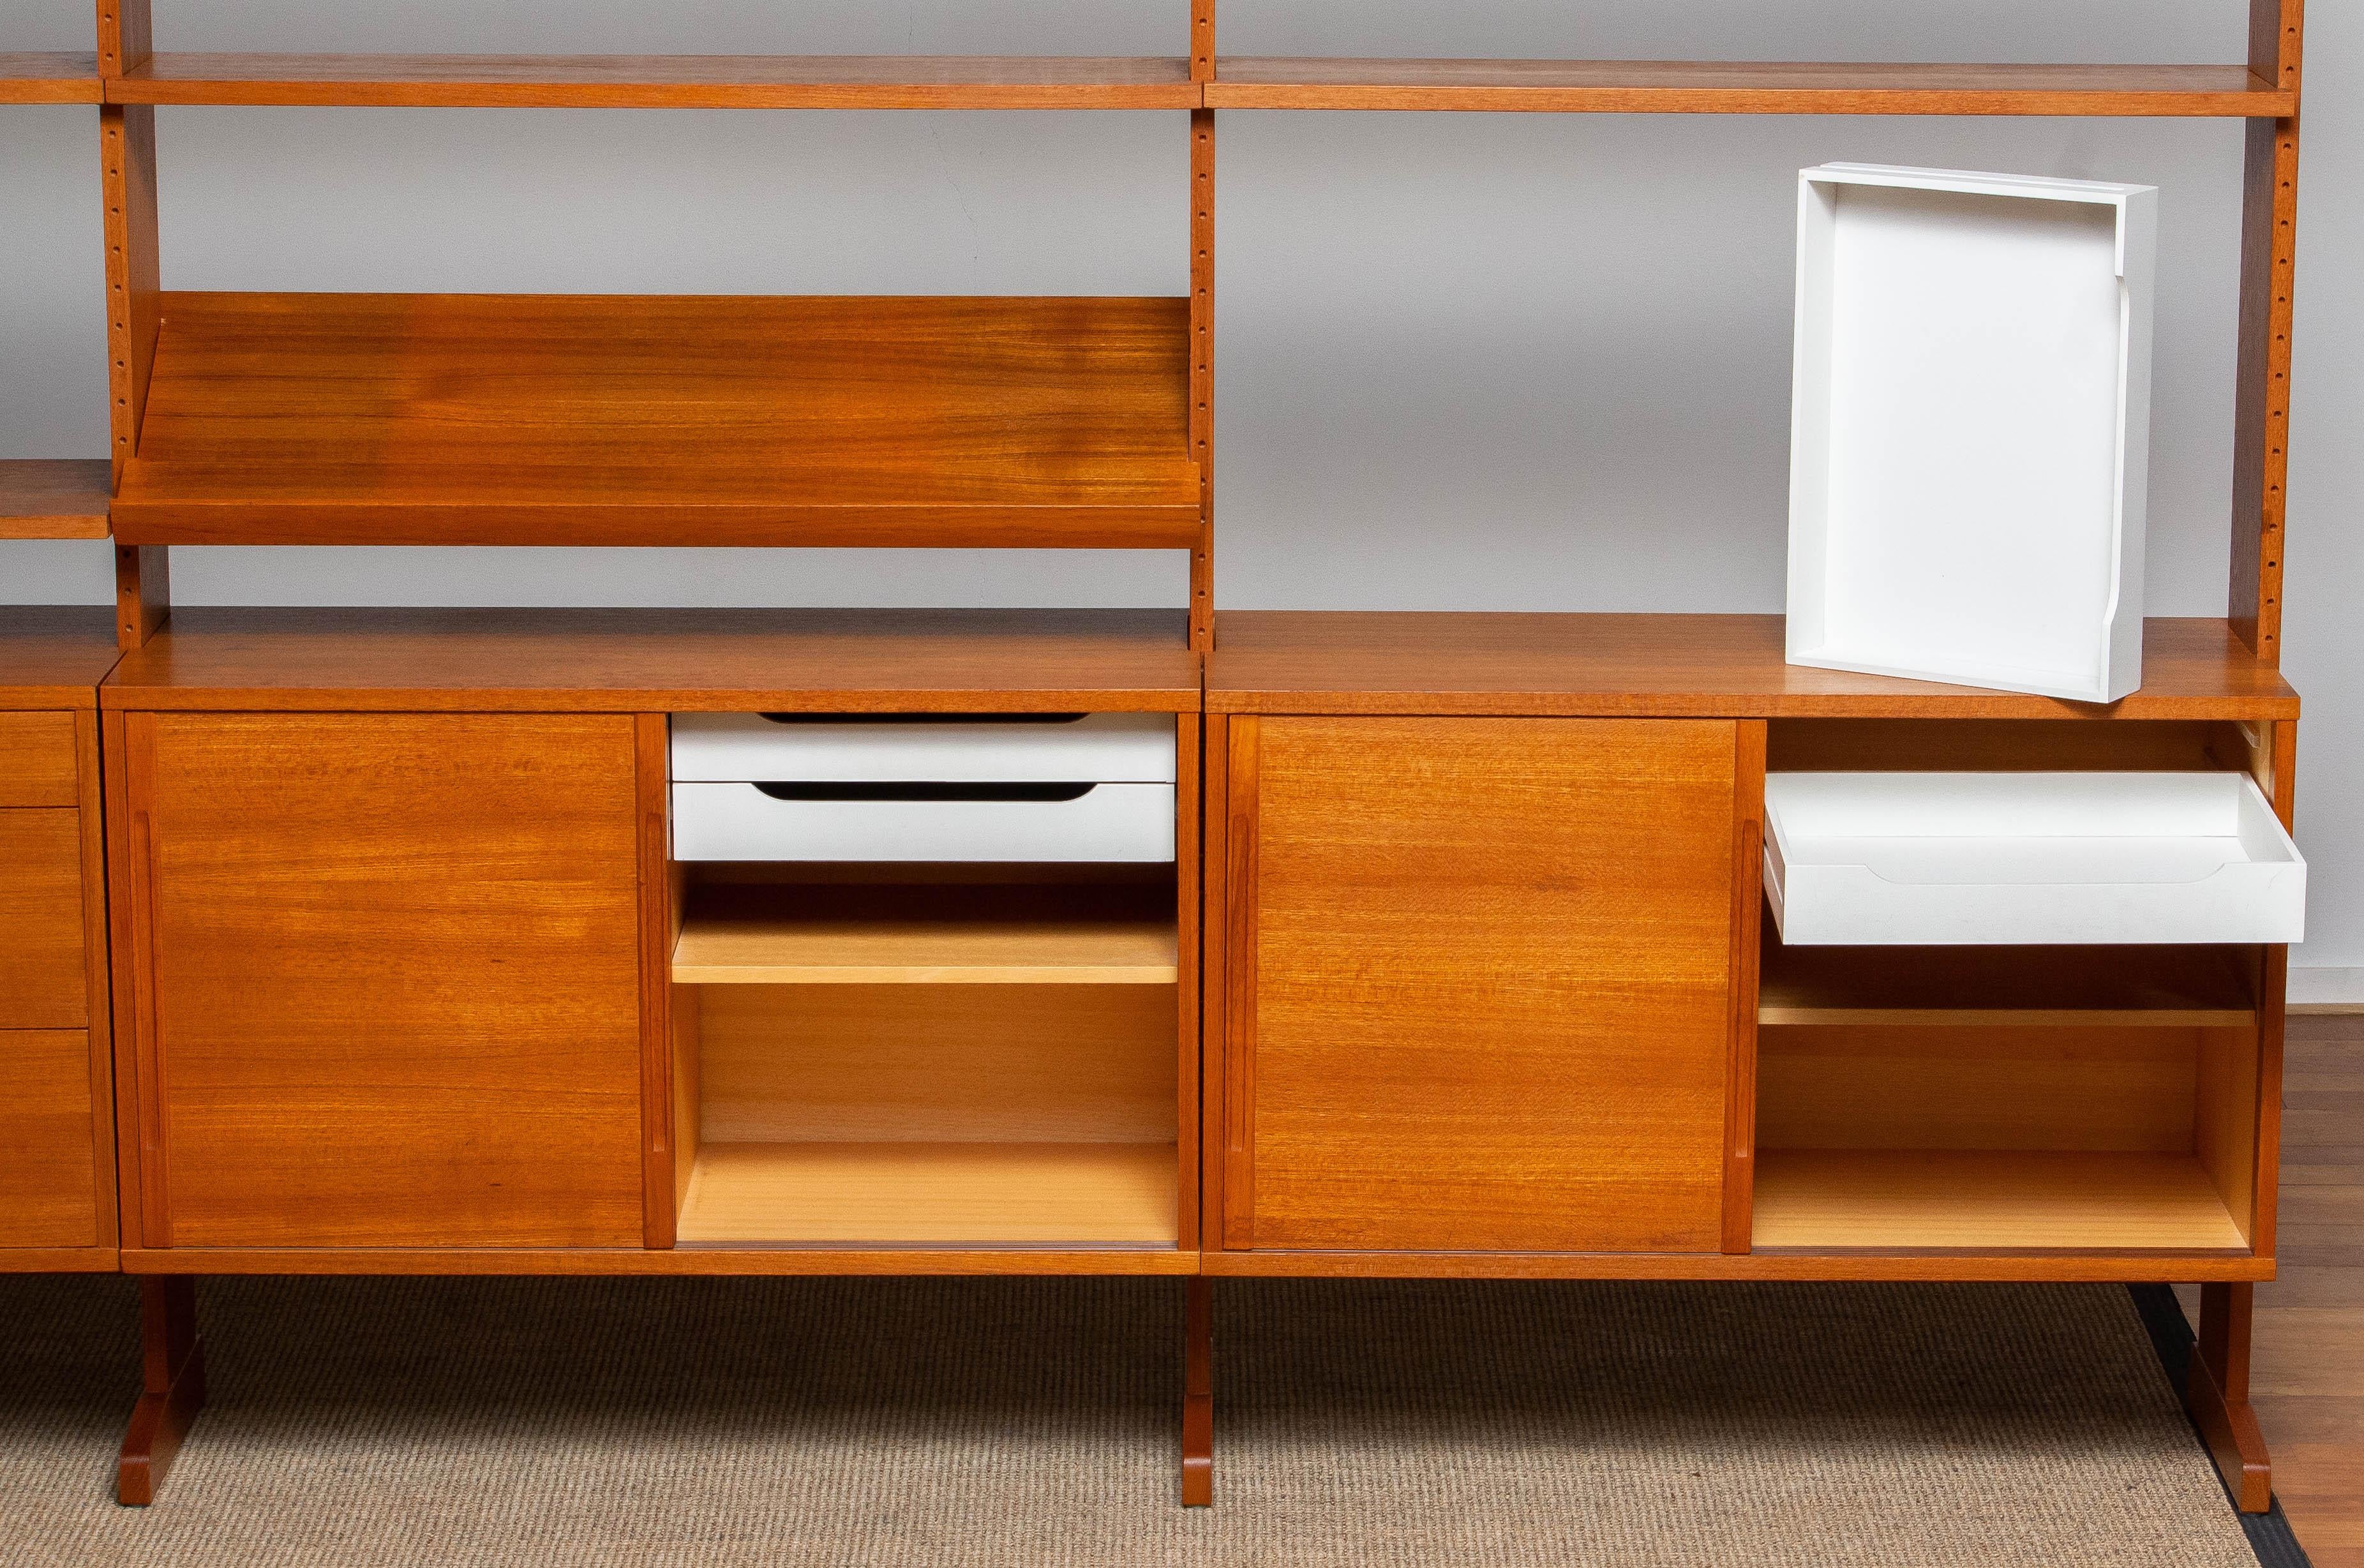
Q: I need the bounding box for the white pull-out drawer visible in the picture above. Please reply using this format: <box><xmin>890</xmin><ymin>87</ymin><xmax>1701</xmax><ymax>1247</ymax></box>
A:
<box><xmin>1764</xmin><ymin>772</ymin><xmax>2306</xmax><ymax>946</ymax></box>
<box><xmin>672</xmin><ymin>713</ymin><xmax>1175</xmax><ymax>784</ymax></box>
<box><xmin>673</xmin><ymin>782</ymin><xmax>1176</xmax><ymax>863</ymax></box>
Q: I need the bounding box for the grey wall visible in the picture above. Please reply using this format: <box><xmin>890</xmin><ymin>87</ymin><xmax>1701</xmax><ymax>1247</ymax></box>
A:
<box><xmin>4</xmin><ymin>2</ymin><xmax>2360</xmax><ymax>995</ymax></box>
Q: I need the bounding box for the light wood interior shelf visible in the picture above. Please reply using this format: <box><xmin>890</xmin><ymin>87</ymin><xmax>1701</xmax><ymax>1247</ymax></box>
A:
<box><xmin>1758</xmin><ymin>944</ymin><xmax>2256</xmax><ymax>1028</ymax></box>
<box><xmin>675</xmin><ymin>883</ymin><xmax>1179</xmax><ymax>985</ymax></box>
<box><xmin>107</xmin><ymin>54</ymin><xmax>1199</xmax><ymax>109</ymax></box>
<box><xmin>110</xmin><ymin>293</ymin><xmax>1201</xmax><ymax>548</ymax></box>
<box><xmin>0</xmin><ymin>52</ymin><xmax>100</xmax><ymax>103</ymax></box>
<box><xmin>1751</xmin><ymin>1149</ymin><xmax>2249</xmax><ymax>1252</ymax></box>
<box><xmin>676</xmin><ymin>1140</ymin><xmax>1179</xmax><ymax>1246</ymax></box>
<box><xmin>1206</xmin><ymin>59</ymin><xmax>2294</xmax><ymax>116</ymax></box>
<box><xmin>0</xmin><ymin>459</ymin><xmax>110</xmax><ymax>540</ymax></box>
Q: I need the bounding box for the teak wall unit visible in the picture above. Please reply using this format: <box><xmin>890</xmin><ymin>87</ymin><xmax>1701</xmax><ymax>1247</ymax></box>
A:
<box><xmin>0</xmin><ymin>0</ymin><xmax>2307</xmax><ymax>1520</ymax></box>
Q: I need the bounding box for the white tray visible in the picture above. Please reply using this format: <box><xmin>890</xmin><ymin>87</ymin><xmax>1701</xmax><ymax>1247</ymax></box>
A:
<box><xmin>671</xmin><ymin>712</ymin><xmax>1175</xmax><ymax>784</ymax></box>
<box><xmin>673</xmin><ymin>781</ymin><xmax>1176</xmax><ymax>864</ymax></box>
<box><xmin>1764</xmin><ymin>772</ymin><xmax>2305</xmax><ymax>946</ymax></box>
<box><xmin>1787</xmin><ymin>164</ymin><xmax>2157</xmax><ymax>703</ymax></box>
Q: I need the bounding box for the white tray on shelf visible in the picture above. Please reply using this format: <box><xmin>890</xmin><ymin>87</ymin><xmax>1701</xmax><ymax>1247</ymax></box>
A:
<box><xmin>1786</xmin><ymin>163</ymin><xmax>2157</xmax><ymax>704</ymax></box>
<box><xmin>1763</xmin><ymin>772</ymin><xmax>2305</xmax><ymax>946</ymax></box>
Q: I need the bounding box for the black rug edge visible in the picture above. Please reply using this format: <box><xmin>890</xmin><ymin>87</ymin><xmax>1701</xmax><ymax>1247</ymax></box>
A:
<box><xmin>2126</xmin><ymin>1284</ymin><xmax>2312</xmax><ymax>1568</ymax></box>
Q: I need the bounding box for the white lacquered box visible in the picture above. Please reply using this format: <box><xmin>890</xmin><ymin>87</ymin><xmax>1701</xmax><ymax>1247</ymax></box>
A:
<box><xmin>1787</xmin><ymin>163</ymin><xmax>2158</xmax><ymax>704</ymax></box>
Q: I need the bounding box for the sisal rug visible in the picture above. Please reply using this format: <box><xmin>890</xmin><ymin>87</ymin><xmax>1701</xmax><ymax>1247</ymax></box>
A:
<box><xmin>0</xmin><ymin>1274</ymin><xmax>2260</xmax><ymax>1568</ymax></box>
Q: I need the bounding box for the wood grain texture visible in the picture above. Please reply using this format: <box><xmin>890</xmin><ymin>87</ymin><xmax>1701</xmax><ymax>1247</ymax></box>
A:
<box><xmin>1758</xmin><ymin>944</ymin><xmax>2257</xmax><ymax>1027</ymax></box>
<box><xmin>0</xmin><ymin>459</ymin><xmax>110</xmax><ymax>539</ymax></box>
<box><xmin>1208</xmin><ymin>613</ymin><xmax>2299</xmax><ymax>720</ymax></box>
<box><xmin>674</xmin><ymin>882</ymin><xmax>1179</xmax><ymax>984</ymax></box>
<box><xmin>0</xmin><ymin>608</ymin><xmax>123</xmax><ymax>709</ymax></box>
<box><xmin>1207</xmin><ymin>59</ymin><xmax>2295</xmax><ymax>116</ymax></box>
<box><xmin>111</xmin><ymin>294</ymin><xmax>1201</xmax><ymax>548</ymax></box>
<box><xmin>116</xmin><ymin>546</ymin><xmax>170</xmax><ymax>650</ymax></box>
<box><xmin>0</xmin><ymin>812</ymin><xmax>89</xmax><ymax>1030</ymax></box>
<box><xmin>697</xmin><ymin>983</ymin><xmax>1176</xmax><ymax>1145</ymax></box>
<box><xmin>0</xmin><ymin>712</ymin><xmax>82</xmax><ymax>806</ymax></box>
<box><xmin>0</xmin><ymin>1032</ymin><xmax>101</xmax><ymax>1247</ymax></box>
<box><xmin>1767</xmin><ymin>717</ymin><xmax>2256</xmax><ymax>773</ymax></box>
<box><xmin>1200</xmin><ymin>1249</ymin><xmax>2275</xmax><ymax>1282</ymax></box>
<box><xmin>0</xmin><ymin>52</ymin><xmax>100</xmax><ymax>102</ymax></box>
<box><xmin>1723</xmin><ymin>722</ymin><xmax>1766</xmax><ymax>1253</ymax></box>
<box><xmin>71</xmin><ymin>710</ymin><xmax>121</xmax><ymax>1247</ymax></box>
<box><xmin>638</xmin><ymin>713</ymin><xmax>676</xmax><ymax>1250</ymax></box>
<box><xmin>1753</xmin><ymin>1150</ymin><xmax>2250</xmax><ymax>1251</ymax></box>
<box><xmin>119</xmin><ymin>712</ymin><xmax>647</xmax><ymax>1249</ymax></box>
<box><xmin>106</xmin><ymin>54</ymin><xmax>1199</xmax><ymax>108</ymax></box>
<box><xmin>102</xmin><ymin>607</ymin><xmax>1202</xmax><ymax>712</ymax></box>
<box><xmin>1757</xmin><ymin>1025</ymin><xmax>2211</xmax><ymax>1154</ymax></box>
<box><xmin>119</xmin><ymin>1245</ymin><xmax>1202</xmax><ymax>1276</ymax></box>
<box><xmin>1226</xmin><ymin>717</ymin><xmax>1737</xmax><ymax>1253</ymax></box>
<box><xmin>675</xmin><ymin>1141</ymin><xmax>1179</xmax><ymax>1246</ymax></box>
<box><xmin>1181</xmin><ymin>1274</ymin><xmax>1213</xmax><ymax>1507</ymax></box>
<box><xmin>1188</xmin><ymin>108</ymin><xmax>1215</xmax><ymax>650</ymax></box>
<box><xmin>116</xmin><ymin>1275</ymin><xmax>203</xmax><ymax>1508</ymax></box>
<box><xmin>2230</xmin><ymin>0</ymin><xmax>2305</xmax><ymax>661</ymax></box>
<box><xmin>1173</xmin><ymin>714</ymin><xmax>1202</xmax><ymax>1253</ymax></box>
<box><xmin>101</xmin><ymin>105</ymin><xmax>159</xmax><ymax>488</ymax></box>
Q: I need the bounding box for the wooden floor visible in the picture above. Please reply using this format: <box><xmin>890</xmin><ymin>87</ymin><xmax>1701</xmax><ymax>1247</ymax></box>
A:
<box><xmin>2219</xmin><ymin>1014</ymin><xmax>2364</xmax><ymax>1565</ymax></box>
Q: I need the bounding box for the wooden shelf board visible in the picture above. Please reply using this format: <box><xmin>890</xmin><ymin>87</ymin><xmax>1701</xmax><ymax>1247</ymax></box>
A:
<box><xmin>110</xmin><ymin>293</ymin><xmax>1201</xmax><ymax>548</ymax></box>
<box><xmin>0</xmin><ymin>52</ymin><xmax>100</xmax><ymax>104</ymax></box>
<box><xmin>1759</xmin><ymin>943</ymin><xmax>2257</xmax><ymax>1028</ymax></box>
<box><xmin>1207</xmin><ymin>613</ymin><xmax>2299</xmax><ymax>721</ymax></box>
<box><xmin>0</xmin><ymin>607</ymin><xmax>124</xmax><ymax>710</ymax></box>
<box><xmin>99</xmin><ymin>608</ymin><xmax>1202</xmax><ymax>712</ymax></box>
<box><xmin>0</xmin><ymin>459</ymin><xmax>110</xmax><ymax>540</ymax></box>
<box><xmin>108</xmin><ymin>54</ymin><xmax>1199</xmax><ymax>108</ymax></box>
<box><xmin>675</xmin><ymin>1140</ymin><xmax>1178</xmax><ymax>1246</ymax></box>
<box><xmin>1751</xmin><ymin>1149</ymin><xmax>2250</xmax><ymax>1251</ymax></box>
<box><xmin>675</xmin><ymin>883</ymin><xmax>1178</xmax><ymax>985</ymax></box>
<box><xmin>1208</xmin><ymin>59</ymin><xmax>2294</xmax><ymax>117</ymax></box>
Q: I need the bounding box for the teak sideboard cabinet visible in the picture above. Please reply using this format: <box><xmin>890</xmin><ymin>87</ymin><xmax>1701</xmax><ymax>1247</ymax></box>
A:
<box><xmin>0</xmin><ymin>0</ymin><xmax>2310</xmax><ymax>1521</ymax></box>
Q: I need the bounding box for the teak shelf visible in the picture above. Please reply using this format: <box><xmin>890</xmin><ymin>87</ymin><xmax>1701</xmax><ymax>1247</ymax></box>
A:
<box><xmin>109</xmin><ymin>294</ymin><xmax>1202</xmax><ymax>549</ymax></box>
<box><xmin>0</xmin><ymin>0</ymin><xmax>2309</xmax><ymax>1522</ymax></box>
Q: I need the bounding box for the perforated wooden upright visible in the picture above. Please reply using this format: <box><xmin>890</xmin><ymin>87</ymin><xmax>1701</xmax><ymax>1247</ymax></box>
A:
<box><xmin>0</xmin><ymin>0</ymin><xmax>2310</xmax><ymax>1518</ymax></box>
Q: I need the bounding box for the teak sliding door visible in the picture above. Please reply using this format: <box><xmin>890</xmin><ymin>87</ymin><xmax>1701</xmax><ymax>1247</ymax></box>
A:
<box><xmin>1210</xmin><ymin>716</ymin><xmax>1749</xmax><ymax>1255</ymax></box>
<box><xmin>108</xmin><ymin>712</ymin><xmax>647</xmax><ymax>1251</ymax></box>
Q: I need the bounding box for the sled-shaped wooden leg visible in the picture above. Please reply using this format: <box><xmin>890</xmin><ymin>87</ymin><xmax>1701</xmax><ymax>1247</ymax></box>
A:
<box><xmin>2187</xmin><ymin>1282</ymin><xmax>2272</xmax><ymax>1513</ymax></box>
<box><xmin>1182</xmin><ymin>1276</ymin><xmax>1213</xmax><ymax>1507</ymax></box>
<box><xmin>118</xmin><ymin>1276</ymin><xmax>206</xmax><ymax>1507</ymax></box>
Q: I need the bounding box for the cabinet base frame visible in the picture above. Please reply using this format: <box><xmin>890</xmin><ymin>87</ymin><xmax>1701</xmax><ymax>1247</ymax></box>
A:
<box><xmin>117</xmin><ymin>1276</ymin><xmax>204</xmax><ymax>1507</ymax></box>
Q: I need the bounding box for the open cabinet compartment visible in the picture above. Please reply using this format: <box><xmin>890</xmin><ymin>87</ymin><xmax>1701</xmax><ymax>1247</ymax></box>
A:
<box><xmin>663</xmin><ymin>710</ymin><xmax>1187</xmax><ymax>1250</ymax></box>
<box><xmin>1786</xmin><ymin>164</ymin><xmax>2157</xmax><ymax>703</ymax></box>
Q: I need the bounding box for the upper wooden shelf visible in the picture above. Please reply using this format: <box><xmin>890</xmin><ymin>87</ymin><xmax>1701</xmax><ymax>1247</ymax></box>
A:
<box><xmin>1758</xmin><ymin>943</ymin><xmax>2256</xmax><ymax>1029</ymax></box>
<box><xmin>107</xmin><ymin>54</ymin><xmax>1199</xmax><ymax>110</ymax></box>
<box><xmin>675</xmin><ymin>883</ymin><xmax>1179</xmax><ymax>986</ymax></box>
<box><xmin>0</xmin><ymin>459</ymin><xmax>110</xmax><ymax>541</ymax></box>
<box><xmin>0</xmin><ymin>52</ymin><xmax>99</xmax><ymax>103</ymax></box>
<box><xmin>1207</xmin><ymin>613</ymin><xmax>2299</xmax><ymax>721</ymax></box>
<box><xmin>1206</xmin><ymin>59</ymin><xmax>2296</xmax><ymax>117</ymax></box>
<box><xmin>100</xmin><ymin>608</ymin><xmax>1203</xmax><ymax>713</ymax></box>
<box><xmin>110</xmin><ymin>292</ymin><xmax>1201</xmax><ymax>549</ymax></box>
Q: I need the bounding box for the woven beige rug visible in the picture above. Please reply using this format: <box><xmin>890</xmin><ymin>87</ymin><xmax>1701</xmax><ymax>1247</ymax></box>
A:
<box><xmin>0</xmin><ymin>1274</ymin><xmax>2254</xmax><ymax>1568</ymax></box>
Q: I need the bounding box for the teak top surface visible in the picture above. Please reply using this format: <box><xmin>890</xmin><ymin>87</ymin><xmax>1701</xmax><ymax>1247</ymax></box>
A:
<box><xmin>1207</xmin><ymin>613</ymin><xmax>2299</xmax><ymax>720</ymax></box>
<box><xmin>100</xmin><ymin>608</ymin><xmax>1204</xmax><ymax>713</ymax></box>
<box><xmin>0</xmin><ymin>608</ymin><xmax>124</xmax><ymax>708</ymax></box>
<box><xmin>112</xmin><ymin>293</ymin><xmax>1201</xmax><ymax>549</ymax></box>
<box><xmin>108</xmin><ymin>54</ymin><xmax>1199</xmax><ymax>108</ymax></box>
<box><xmin>0</xmin><ymin>52</ymin><xmax>100</xmax><ymax>103</ymax></box>
<box><xmin>0</xmin><ymin>460</ymin><xmax>111</xmax><ymax>541</ymax></box>
<box><xmin>1208</xmin><ymin>59</ymin><xmax>2294</xmax><ymax>116</ymax></box>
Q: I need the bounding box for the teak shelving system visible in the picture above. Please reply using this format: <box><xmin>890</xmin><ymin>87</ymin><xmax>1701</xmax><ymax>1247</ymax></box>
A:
<box><xmin>0</xmin><ymin>0</ymin><xmax>2308</xmax><ymax>1519</ymax></box>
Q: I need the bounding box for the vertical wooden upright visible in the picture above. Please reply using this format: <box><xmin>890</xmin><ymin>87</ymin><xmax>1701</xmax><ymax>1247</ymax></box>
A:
<box><xmin>116</xmin><ymin>1276</ymin><xmax>204</xmax><ymax>1506</ymax></box>
<box><xmin>100</xmin><ymin>0</ymin><xmax>168</xmax><ymax>649</ymax></box>
<box><xmin>2229</xmin><ymin>0</ymin><xmax>2302</xmax><ymax>659</ymax></box>
<box><xmin>1187</xmin><ymin>0</ymin><xmax>1216</xmax><ymax>652</ymax></box>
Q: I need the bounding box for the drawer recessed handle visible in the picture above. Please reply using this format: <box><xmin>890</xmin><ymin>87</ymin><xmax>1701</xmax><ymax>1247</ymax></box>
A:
<box><xmin>756</xmin><ymin>713</ymin><xmax>1090</xmax><ymax>726</ymax></box>
<box><xmin>751</xmin><ymin>782</ymin><xmax>1101</xmax><ymax>803</ymax></box>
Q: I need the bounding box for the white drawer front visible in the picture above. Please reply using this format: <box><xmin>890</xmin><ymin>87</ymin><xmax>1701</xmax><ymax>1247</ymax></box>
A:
<box><xmin>671</xmin><ymin>713</ymin><xmax>1176</xmax><ymax>784</ymax></box>
<box><xmin>1763</xmin><ymin>771</ymin><xmax>2307</xmax><ymax>946</ymax></box>
<box><xmin>673</xmin><ymin>782</ymin><xmax>1176</xmax><ymax>863</ymax></box>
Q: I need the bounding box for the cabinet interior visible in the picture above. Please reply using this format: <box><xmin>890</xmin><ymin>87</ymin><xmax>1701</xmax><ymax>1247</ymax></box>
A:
<box><xmin>668</xmin><ymin>863</ymin><xmax>1181</xmax><ymax>1248</ymax></box>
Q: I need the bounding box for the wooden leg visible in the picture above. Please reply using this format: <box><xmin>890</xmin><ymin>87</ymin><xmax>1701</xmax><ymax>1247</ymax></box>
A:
<box><xmin>2187</xmin><ymin>1281</ymin><xmax>2273</xmax><ymax>1513</ymax></box>
<box><xmin>1182</xmin><ymin>1276</ymin><xmax>1213</xmax><ymax>1507</ymax></box>
<box><xmin>117</xmin><ymin>1276</ymin><xmax>206</xmax><ymax>1507</ymax></box>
